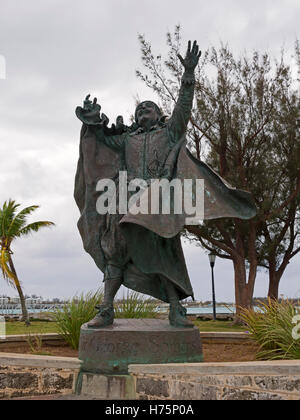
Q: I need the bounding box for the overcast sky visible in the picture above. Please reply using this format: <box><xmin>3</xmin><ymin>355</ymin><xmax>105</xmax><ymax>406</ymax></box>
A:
<box><xmin>0</xmin><ymin>0</ymin><xmax>299</xmax><ymax>301</ymax></box>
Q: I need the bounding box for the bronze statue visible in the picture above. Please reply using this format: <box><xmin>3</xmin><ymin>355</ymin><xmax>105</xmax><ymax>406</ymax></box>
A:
<box><xmin>75</xmin><ymin>41</ymin><xmax>256</xmax><ymax>328</ymax></box>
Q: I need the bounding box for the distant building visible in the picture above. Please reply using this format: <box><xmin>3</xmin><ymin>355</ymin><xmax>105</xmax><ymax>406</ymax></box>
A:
<box><xmin>25</xmin><ymin>298</ymin><xmax>43</xmax><ymax>305</ymax></box>
<box><xmin>10</xmin><ymin>297</ymin><xmax>20</xmax><ymax>304</ymax></box>
<box><xmin>0</xmin><ymin>297</ymin><xmax>9</xmax><ymax>304</ymax></box>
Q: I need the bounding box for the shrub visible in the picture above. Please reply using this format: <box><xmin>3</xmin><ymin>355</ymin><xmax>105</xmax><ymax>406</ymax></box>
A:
<box><xmin>52</xmin><ymin>289</ymin><xmax>103</xmax><ymax>350</ymax></box>
<box><xmin>115</xmin><ymin>290</ymin><xmax>157</xmax><ymax>319</ymax></box>
<box><xmin>239</xmin><ymin>299</ymin><xmax>300</xmax><ymax>360</ymax></box>
<box><xmin>26</xmin><ymin>332</ymin><xmax>52</xmax><ymax>356</ymax></box>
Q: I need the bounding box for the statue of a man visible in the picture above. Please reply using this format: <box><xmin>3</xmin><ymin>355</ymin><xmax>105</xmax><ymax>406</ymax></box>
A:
<box><xmin>75</xmin><ymin>41</ymin><xmax>256</xmax><ymax>329</ymax></box>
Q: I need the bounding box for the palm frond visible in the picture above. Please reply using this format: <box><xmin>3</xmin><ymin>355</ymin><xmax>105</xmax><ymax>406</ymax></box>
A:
<box><xmin>16</xmin><ymin>221</ymin><xmax>55</xmax><ymax>237</ymax></box>
<box><xmin>0</xmin><ymin>199</ymin><xmax>20</xmax><ymax>237</ymax></box>
<box><xmin>7</xmin><ymin>205</ymin><xmax>40</xmax><ymax>238</ymax></box>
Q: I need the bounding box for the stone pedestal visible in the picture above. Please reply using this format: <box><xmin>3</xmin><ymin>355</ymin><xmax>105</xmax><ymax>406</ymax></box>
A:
<box><xmin>78</xmin><ymin>319</ymin><xmax>203</xmax><ymax>375</ymax></box>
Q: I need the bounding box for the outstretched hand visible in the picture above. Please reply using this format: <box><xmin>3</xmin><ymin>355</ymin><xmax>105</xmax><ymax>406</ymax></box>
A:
<box><xmin>178</xmin><ymin>40</ymin><xmax>201</xmax><ymax>73</ymax></box>
<box><xmin>83</xmin><ymin>94</ymin><xmax>101</xmax><ymax>118</ymax></box>
<box><xmin>75</xmin><ymin>95</ymin><xmax>102</xmax><ymax>126</ymax></box>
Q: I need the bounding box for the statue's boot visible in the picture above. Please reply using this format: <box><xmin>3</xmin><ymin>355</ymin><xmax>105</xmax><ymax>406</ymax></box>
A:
<box><xmin>87</xmin><ymin>303</ymin><xmax>115</xmax><ymax>328</ymax></box>
<box><xmin>87</xmin><ymin>265</ymin><xmax>123</xmax><ymax>328</ymax></box>
<box><xmin>169</xmin><ymin>301</ymin><xmax>194</xmax><ymax>328</ymax></box>
<box><xmin>164</xmin><ymin>279</ymin><xmax>193</xmax><ymax>328</ymax></box>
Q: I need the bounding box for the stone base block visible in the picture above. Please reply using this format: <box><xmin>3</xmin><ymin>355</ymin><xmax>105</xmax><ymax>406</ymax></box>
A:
<box><xmin>79</xmin><ymin>319</ymin><xmax>203</xmax><ymax>375</ymax></box>
<box><xmin>76</xmin><ymin>373</ymin><xmax>135</xmax><ymax>400</ymax></box>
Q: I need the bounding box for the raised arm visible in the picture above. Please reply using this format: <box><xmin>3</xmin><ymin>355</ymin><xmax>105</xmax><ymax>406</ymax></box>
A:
<box><xmin>168</xmin><ymin>41</ymin><xmax>201</xmax><ymax>144</ymax></box>
<box><xmin>75</xmin><ymin>95</ymin><xmax>124</xmax><ymax>151</ymax></box>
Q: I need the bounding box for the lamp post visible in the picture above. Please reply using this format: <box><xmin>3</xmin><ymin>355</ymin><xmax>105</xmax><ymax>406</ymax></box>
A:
<box><xmin>208</xmin><ymin>253</ymin><xmax>217</xmax><ymax>321</ymax></box>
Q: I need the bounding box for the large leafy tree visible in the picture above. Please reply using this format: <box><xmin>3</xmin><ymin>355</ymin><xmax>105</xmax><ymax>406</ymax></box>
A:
<box><xmin>0</xmin><ymin>200</ymin><xmax>55</xmax><ymax>325</ymax></box>
<box><xmin>136</xmin><ymin>27</ymin><xmax>300</xmax><ymax>315</ymax></box>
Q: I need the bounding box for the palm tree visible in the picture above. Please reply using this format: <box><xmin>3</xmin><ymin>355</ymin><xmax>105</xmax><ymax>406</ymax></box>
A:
<box><xmin>0</xmin><ymin>199</ymin><xmax>55</xmax><ymax>325</ymax></box>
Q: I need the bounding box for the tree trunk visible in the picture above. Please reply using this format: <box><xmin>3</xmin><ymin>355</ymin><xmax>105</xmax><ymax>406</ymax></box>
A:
<box><xmin>267</xmin><ymin>254</ymin><xmax>291</xmax><ymax>301</ymax></box>
<box><xmin>8</xmin><ymin>255</ymin><xmax>30</xmax><ymax>326</ymax></box>
<box><xmin>16</xmin><ymin>283</ymin><xmax>30</xmax><ymax>326</ymax></box>
<box><xmin>232</xmin><ymin>220</ymin><xmax>257</xmax><ymax>324</ymax></box>
<box><xmin>233</xmin><ymin>256</ymin><xmax>254</xmax><ymax>324</ymax></box>
<box><xmin>267</xmin><ymin>270</ymin><xmax>280</xmax><ymax>300</ymax></box>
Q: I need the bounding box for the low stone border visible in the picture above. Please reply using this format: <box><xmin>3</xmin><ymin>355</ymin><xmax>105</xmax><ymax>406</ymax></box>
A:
<box><xmin>129</xmin><ymin>360</ymin><xmax>300</xmax><ymax>400</ymax></box>
<box><xmin>0</xmin><ymin>331</ymin><xmax>251</xmax><ymax>347</ymax></box>
<box><xmin>1</xmin><ymin>349</ymin><xmax>299</xmax><ymax>400</ymax></box>
<box><xmin>200</xmin><ymin>332</ymin><xmax>251</xmax><ymax>344</ymax></box>
<box><xmin>0</xmin><ymin>334</ymin><xmax>64</xmax><ymax>349</ymax></box>
<box><xmin>2</xmin><ymin>314</ymin><xmax>54</xmax><ymax>321</ymax></box>
<box><xmin>0</xmin><ymin>353</ymin><xmax>80</xmax><ymax>399</ymax></box>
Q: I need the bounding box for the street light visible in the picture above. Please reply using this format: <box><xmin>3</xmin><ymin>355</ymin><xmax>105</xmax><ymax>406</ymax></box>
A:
<box><xmin>208</xmin><ymin>253</ymin><xmax>217</xmax><ymax>321</ymax></box>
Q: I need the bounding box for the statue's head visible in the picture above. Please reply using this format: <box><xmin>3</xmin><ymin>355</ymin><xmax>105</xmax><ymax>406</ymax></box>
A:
<box><xmin>135</xmin><ymin>101</ymin><xmax>162</xmax><ymax>128</ymax></box>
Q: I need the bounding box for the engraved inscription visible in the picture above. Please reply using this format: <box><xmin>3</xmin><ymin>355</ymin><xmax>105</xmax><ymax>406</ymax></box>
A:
<box><xmin>94</xmin><ymin>341</ymin><xmax>140</xmax><ymax>356</ymax></box>
<box><xmin>149</xmin><ymin>337</ymin><xmax>198</xmax><ymax>354</ymax></box>
<box><xmin>81</xmin><ymin>337</ymin><xmax>199</xmax><ymax>356</ymax></box>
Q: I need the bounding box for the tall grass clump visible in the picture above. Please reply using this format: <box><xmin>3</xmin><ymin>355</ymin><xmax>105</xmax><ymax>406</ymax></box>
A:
<box><xmin>52</xmin><ymin>289</ymin><xmax>103</xmax><ymax>350</ymax></box>
<box><xmin>239</xmin><ymin>299</ymin><xmax>300</xmax><ymax>360</ymax></box>
<box><xmin>115</xmin><ymin>290</ymin><xmax>157</xmax><ymax>319</ymax></box>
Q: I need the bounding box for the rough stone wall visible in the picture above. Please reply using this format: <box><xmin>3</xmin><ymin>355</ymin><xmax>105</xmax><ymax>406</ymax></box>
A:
<box><xmin>133</xmin><ymin>373</ymin><xmax>300</xmax><ymax>400</ymax></box>
<box><xmin>0</xmin><ymin>365</ymin><xmax>76</xmax><ymax>399</ymax></box>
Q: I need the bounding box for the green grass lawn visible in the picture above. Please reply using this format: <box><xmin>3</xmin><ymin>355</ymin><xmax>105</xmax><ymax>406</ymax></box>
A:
<box><xmin>3</xmin><ymin>319</ymin><xmax>247</xmax><ymax>336</ymax></box>
<box><xmin>5</xmin><ymin>321</ymin><xmax>59</xmax><ymax>336</ymax></box>
<box><xmin>193</xmin><ymin>320</ymin><xmax>247</xmax><ymax>332</ymax></box>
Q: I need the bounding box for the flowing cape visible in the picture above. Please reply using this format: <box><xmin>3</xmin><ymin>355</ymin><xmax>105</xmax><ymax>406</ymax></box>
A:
<box><xmin>120</xmin><ymin>142</ymin><xmax>256</xmax><ymax>238</ymax></box>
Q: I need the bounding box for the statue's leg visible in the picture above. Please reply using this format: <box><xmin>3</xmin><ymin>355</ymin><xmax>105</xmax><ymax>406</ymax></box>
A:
<box><xmin>88</xmin><ymin>212</ymin><xmax>129</xmax><ymax>328</ymax></box>
<box><xmin>164</xmin><ymin>279</ymin><xmax>193</xmax><ymax>328</ymax></box>
<box><xmin>87</xmin><ymin>264</ymin><xmax>123</xmax><ymax>328</ymax></box>
<box><xmin>103</xmin><ymin>265</ymin><xmax>123</xmax><ymax>305</ymax></box>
